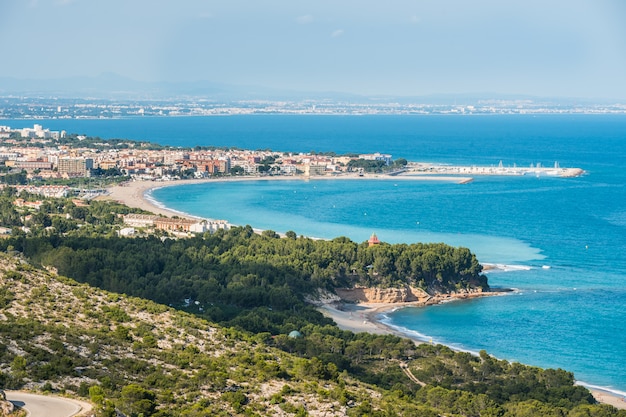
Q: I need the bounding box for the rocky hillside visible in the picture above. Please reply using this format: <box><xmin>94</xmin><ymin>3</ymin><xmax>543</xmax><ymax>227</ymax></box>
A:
<box><xmin>0</xmin><ymin>253</ymin><xmax>396</xmax><ymax>416</ymax></box>
<box><xmin>1</xmin><ymin>252</ymin><xmax>623</xmax><ymax>417</ymax></box>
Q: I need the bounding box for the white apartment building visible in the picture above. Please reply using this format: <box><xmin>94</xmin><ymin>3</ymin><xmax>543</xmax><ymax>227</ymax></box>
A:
<box><xmin>280</xmin><ymin>164</ymin><xmax>297</xmax><ymax>175</ymax></box>
<box><xmin>359</xmin><ymin>152</ymin><xmax>393</xmax><ymax>165</ymax></box>
<box><xmin>19</xmin><ymin>124</ymin><xmax>63</xmax><ymax>140</ymax></box>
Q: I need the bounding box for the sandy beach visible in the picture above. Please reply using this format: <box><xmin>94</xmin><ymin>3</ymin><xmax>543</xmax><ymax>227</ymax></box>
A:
<box><xmin>102</xmin><ymin>177</ymin><xmax>329</xmax><ymax>221</ymax></box>
<box><xmin>101</xmin><ymin>178</ymin><xmax>210</xmax><ymax>219</ymax></box>
<box><xmin>316</xmin><ymin>300</ymin><xmax>408</xmax><ymax>336</ymax></box>
<box><xmin>591</xmin><ymin>390</ymin><xmax>626</xmax><ymax>410</ymax></box>
<box><xmin>315</xmin><ymin>292</ymin><xmax>505</xmax><ymax>341</ymax></box>
<box><xmin>101</xmin><ymin>176</ymin><xmax>626</xmax><ymax>410</ymax></box>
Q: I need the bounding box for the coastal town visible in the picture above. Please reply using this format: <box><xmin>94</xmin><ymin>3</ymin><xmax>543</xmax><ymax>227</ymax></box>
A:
<box><xmin>0</xmin><ymin>124</ymin><xmax>583</xmax><ymax>189</ymax></box>
<box><xmin>0</xmin><ymin>123</ymin><xmax>398</xmax><ymax>183</ymax></box>
<box><xmin>2</xmin><ymin>96</ymin><xmax>626</xmax><ymax>119</ymax></box>
<box><xmin>0</xmin><ymin>123</ymin><xmax>407</xmax><ymax>237</ymax></box>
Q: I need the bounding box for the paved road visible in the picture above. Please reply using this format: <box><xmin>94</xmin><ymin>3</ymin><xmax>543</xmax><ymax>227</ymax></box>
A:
<box><xmin>5</xmin><ymin>391</ymin><xmax>91</xmax><ymax>417</ymax></box>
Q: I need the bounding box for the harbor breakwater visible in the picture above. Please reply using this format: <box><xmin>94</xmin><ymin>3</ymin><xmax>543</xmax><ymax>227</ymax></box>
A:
<box><xmin>406</xmin><ymin>162</ymin><xmax>584</xmax><ymax>177</ymax></box>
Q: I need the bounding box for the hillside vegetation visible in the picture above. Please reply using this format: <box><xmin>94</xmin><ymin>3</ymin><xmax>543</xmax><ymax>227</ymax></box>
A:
<box><xmin>1</xmin><ymin>190</ymin><xmax>487</xmax><ymax>334</ymax></box>
<box><xmin>0</xmin><ymin>254</ymin><xmax>622</xmax><ymax>417</ymax></box>
<box><xmin>6</xmin><ymin>228</ymin><xmax>486</xmax><ymax>333</ymax></box>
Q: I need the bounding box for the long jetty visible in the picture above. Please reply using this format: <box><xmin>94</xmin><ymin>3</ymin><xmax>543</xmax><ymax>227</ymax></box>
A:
<box><xmin>404</xmin><ymin>162</ymin><xmax>584</xmax><ymax>178</ymax></box>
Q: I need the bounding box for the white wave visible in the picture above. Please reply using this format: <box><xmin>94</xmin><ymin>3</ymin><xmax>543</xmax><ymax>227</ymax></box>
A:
<box><xmin>576</xmin><ymin>382</ymin><xmax>626</xmax><ymax>398</ymax></box>
<box><xmin>484</xmin><ymin>263</ymin><xmax>533</xmax><ymax>273</ymax></box>
<box><xmin>143</xmin><ymin>190</ymin><xmax>208</xmax><ymax>221</ymax></box>
<box><xmin>377</xmin><ymin>317</ymin><xmax>482</xmax><ymax>356</ymax></box>
<box><xmin>378</xmin><ymin>317</ymin><xmax>433</xmax><ymax>343</ymax></box>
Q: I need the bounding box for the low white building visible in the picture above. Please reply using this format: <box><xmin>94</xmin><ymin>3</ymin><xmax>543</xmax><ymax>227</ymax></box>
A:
<box><xmin>118</xmin><ymin>227</ymin><xmax>136</xmax><ymax>237</ymax></box>
<box><xmin>280</xmin><ymin>164</ymin><xmax>297</xmax><ymax>175</ymax></box>
<box><xmin>189</xmin><ymin>219</ymin><xmax>231</xmax><ymax>233</ymax></box>
<box><xmin>19</xmin><ymin>124</ymin><xmax>61</xmax><ymax>140</ymax></box>
<box><xmin>15</xmin><ymin>185</ymin><xmax>70</xmax><ymax>198</ymax></box>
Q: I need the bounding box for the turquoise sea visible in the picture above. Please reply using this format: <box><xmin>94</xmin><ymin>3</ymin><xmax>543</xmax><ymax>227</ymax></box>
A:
<box><xmin>7</xmin><ymin>115</ymin><xmax>626</xmax><ymax>396</ymax></box>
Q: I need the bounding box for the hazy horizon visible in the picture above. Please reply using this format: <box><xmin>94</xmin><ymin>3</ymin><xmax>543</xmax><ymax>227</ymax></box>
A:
<box><xmin>2</xmin><ymin>0</ymin><xmax>626</xmax><ymax>100</ymax></box>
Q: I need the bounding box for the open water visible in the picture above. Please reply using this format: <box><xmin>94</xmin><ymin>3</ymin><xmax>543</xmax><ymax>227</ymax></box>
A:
<box><xmin>7</xmin><ymin>114</ymin><xmax>626</xmax><ymax>395</ymax></box>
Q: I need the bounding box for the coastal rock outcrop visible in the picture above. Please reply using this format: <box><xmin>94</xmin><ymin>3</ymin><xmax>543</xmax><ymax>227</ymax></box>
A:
<box><xmin>334</xmin><ymin>286</ymin><xmax>491</xmax><ymax>304</ymax></box>
<box><xmin>335</xmin><ymin>286</ymin><xmax>431</xmax><ymax>303</ymax></box>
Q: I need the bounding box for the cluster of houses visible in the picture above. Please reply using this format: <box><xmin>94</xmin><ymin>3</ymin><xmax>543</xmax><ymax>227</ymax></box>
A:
<box><xmin>0</xmin><ymin>194</ymin><xmax>91</xmax><ymax>235</ymax></box>
<box><xmin>120</xmin><ymin>213</ymin><xmax>230</xmax><ymax>236</ymax></box>
<box><xmin>0</xmin><ymin>124</ymin><xmax>393</xmax><ymax>181</ymax></box>
<box><xmin>1</xmin><ymin>188</ymin><xmax>231</xmax><ymax>238</ymax></box>
<box><xmin>13</xmin><ymin>185</ymin><xmax>71</xmax><ymax>198</ymax></box>
<box><xmin>0</xmin><ymin>125</ymin><xmax>395</xmax><ymax>239</ymax></box>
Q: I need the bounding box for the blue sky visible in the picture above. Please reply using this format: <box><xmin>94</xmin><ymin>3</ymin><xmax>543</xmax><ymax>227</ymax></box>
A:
<box><xmin>1</xmin><ymin>0</ymin><xmax>625</xmax><ymax>99</ymax></box>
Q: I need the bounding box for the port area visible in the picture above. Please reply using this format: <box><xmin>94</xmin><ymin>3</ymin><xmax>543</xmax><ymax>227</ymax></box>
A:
<box><xmin>403</xmin><ymin>162</ymin><xmax>584</xmax><ymax>178</ymax></box>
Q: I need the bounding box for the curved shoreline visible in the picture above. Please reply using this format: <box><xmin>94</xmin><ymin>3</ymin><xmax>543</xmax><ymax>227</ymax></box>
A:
<box><xmin>102</xmin><ymin>178</ymin><xmax>214</xmax><ymax>219</ymax></box>
<box><xmin>101</xmin><ymin>177</ymin><xmax>626</xmax><ymax>410</ymax></box>
<box><xmin>101</xmin><ymin>174</ymin><xmax>470</xmax><ymax>221</ymax></box>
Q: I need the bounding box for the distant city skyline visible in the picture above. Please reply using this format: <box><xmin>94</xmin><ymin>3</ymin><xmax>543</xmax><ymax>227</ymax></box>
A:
<box><xmin>1</xmin><ymin>0</ymin><xmax>626</xmax><ymax>100</ymax></box>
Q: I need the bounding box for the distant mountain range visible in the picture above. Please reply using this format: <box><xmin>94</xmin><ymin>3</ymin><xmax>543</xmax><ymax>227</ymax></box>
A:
<box><xmin>0</xmin><ymin>73</ymin><xmax>238</xmax><ymax>100</ymax></box>
<box><xmin>0</xmin><ymin>73</ymin><xmax>617</xmax><ymax>105</ymax></box>
<box><xmin>0</xmin><ymin>73</ymin><xmax>360</xmax><ymax>101</ymax></box>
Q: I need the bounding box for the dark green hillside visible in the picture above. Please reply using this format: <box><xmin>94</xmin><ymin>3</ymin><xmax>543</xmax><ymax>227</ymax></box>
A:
<box><xmin>4</xmin><ymin>227</ymin><xmax>486</xmax><ymax>333</ymax></box>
